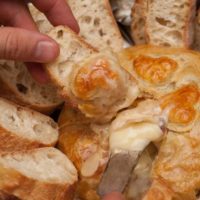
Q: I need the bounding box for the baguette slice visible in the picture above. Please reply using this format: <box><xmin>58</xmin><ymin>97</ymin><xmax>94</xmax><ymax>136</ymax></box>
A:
<box><xmin>193</xmin><ymin>8</ymin><xmax>200</xmax><ymax>51</ymax></box>
<box><xmin>29</xmin><ymin>1</ymin><xmax>123</xmax><ymax>51</ymax></box>
<box><xmin>131</xmin><ymin>0</ymin><xmax>147</xmax><ymax>44</ymax></box>
<box><xmin>45</xmin><ymin>25</ymin><xmax>97</xmax><ymax>96</ymax></box>
<box><xmin>67</xmin><ymin>0</ymin><xmax>123</xmax><ymax>51</ymax></box>
<box><xmin>0</xmin><ymin>147</ymin><xmax>78</xmax><ymax>200</ymax></box>
<box><xmin>145</xmin><ymin>0</ymin><xmax>196</xmax><ymax>47</ymax></box>
<box><xmin>0</xmin><ymin>60</ymin><xmax>62</xmax><ymax>114</ymax></box>
<box><xmin>0</xmin><ymin>98</ymin><xmax>58</xmax><ymax>153</ymax></box>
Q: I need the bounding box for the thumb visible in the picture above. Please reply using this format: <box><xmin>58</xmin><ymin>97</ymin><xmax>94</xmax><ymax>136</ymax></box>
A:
<box><xmin>102</xmin><ymin>192</ymin><xmax>125</xmax><ymax>200</ymax></box>
<box><xmin>0</xmin><ymin>27</ymin><xmax>59</xmax><ymax>62</ymax></box>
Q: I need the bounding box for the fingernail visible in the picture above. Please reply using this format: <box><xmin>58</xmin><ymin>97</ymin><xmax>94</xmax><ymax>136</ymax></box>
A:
<box><xmin>34</xmin><ymin>41</ymin><xmax>59</xmax><ymax>62</ymax></box>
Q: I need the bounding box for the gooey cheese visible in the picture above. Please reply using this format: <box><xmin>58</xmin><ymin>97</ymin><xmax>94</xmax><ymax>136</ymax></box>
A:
<box><xmin>110</xmin><ymin>122</ymin><xmax>163</xmax><ymax>153</ymax></box>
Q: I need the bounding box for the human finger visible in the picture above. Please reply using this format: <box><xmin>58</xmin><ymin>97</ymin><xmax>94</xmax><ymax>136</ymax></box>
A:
<box><xmin>30</xmin><ymin>0</ymin><xmax>79</xmax><ymax>32</ymax></box>
<box><xmin>0</xmin><ymin>27</ymin><xmax>59</xmax><ymax>62</ymax></box>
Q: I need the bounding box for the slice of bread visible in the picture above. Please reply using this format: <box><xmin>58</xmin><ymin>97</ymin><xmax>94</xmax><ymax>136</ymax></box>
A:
<box><xmin>0</xmin><ymin>98</ymin><xmax>58</xmax><ymax>152</ymax></box>
<box><xmin>29</xmin><ymin>1</ymin><xmax>123</xmax><ymax>51</ymax></box>
<box><xmin>67</xmin><ymin>0</ymin><xmax>123</xmax><ymax>51</ymax></box>
<box><xmin>145</xmin><ymin>0</ymin><xmax>196</xmax><ymax>47</ymax></box>
<box><xmin>0</xmin><ymin>147</ymin><xmax>78</xmax><ymax>200</ymax></box>
<box><xmin>131</xmin><ymin>0</ymin><xmax>147</xmax><ymax>44</ymax></box>
<box><xmin>193</xmin><ymin>8</ymin><xmax>200</xmax><ymax>51</ymax></box>
<box><xmin>45</xmin><ymin>26</ymin><xmax>97</xmax><ymax>95</ymax></box>
<box><xmin>0</xmin><ymin>60</ymin><xmax>62</xmax><ymax>114</ymax></box>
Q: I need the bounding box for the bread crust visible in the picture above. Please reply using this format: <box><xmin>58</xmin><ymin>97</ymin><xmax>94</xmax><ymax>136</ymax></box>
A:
<box><xmin>0</xmin><ymin>127</ymin><xmax>56</xmax><ymax>153</ymax></box>
<box><xmin>131</xmin><ymin>0</ymin><xmax>147</xmax><ymax>44</ymax></box>
<box><xmin>0</xmin><ymin>165</ymin><xmax>76</xmax><ymax>200</ymax></box>
<box><xmin>103</xmin><ymin>0</ymin><xmax>124</xmax><ymax>51</ymax></box>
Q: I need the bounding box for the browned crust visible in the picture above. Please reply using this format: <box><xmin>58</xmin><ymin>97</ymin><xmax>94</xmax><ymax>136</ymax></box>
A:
<box><xmin>0</xmin><ymin>190</ymin><xmax>20</xmax><ymax>200</ymax></box>
<box><xmin>0</xmin><ymin>166</ymin><xmax>76</xmax><ymax>200</ymax></box>
<box><xmin>0</xmin><ymin>127</ymin><xmax>56</xmax><ymax>153</ymax></box>
<box><xmin>184</xmin><ymin>0</ymin><xmax>196</xmax><ymax>48</ymax></box>
<box><xmin>0</xmin><ymin>77</ymin><xmax>61</xmax><ymax>115</ymax></box>
<box><xmin>103</xmin><ymin>0</ymin><xmax>124</xmax><ymax>51</ymax></box>
<box><xmin>131</xmin><ymin>0</ymin><xmax>147</xmax><ymax>44</ymax></box>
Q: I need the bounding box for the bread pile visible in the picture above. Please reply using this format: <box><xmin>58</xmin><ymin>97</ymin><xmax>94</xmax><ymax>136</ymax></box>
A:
<box><xmin>1</xmin><ymin>0</ymin><xmax>200</xmax><ymax>200</ymax></box>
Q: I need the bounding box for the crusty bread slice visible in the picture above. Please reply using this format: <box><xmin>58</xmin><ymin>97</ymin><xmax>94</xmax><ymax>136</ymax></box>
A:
<box><xmin>193</xmin><ymin>8</ymin><xmax>200</xmax><ymax>51</ymax></box>
<box><xmin>0</xmin><ymin>60</ymin><xmax>62</xmax><ymax>114</ymax></box>
<box><xmin>0</xmin><ymin>98</ymin><xmax>58</xmax><ymax>152</ymax></box>
<box><xmin>67</xmin><ymin>0</ymin><xmax>123</xmax><ymax>51</ymax></box>
<box><xmin>0</xmin><ymin>147</ymin><xmax>78</xmax><ymax>200</ymax></box>
<box><xmin>145</xmin><ymin>0</ymin><xmax>196</xmax><ymax>47</ymax></box>
<box><xmin>45</xmin><ymin>26</ymin><xmax>97</xmax><ymax>95</ymax></box>
<box><xmin>29</xmin><ymin>1</ymin><xmax>123</xmax><ymax>51</ymax></box>
<box><xmin>131</xmin><ymin>0</ymin><xmax>147</xmax><ymax>44</ymax></box>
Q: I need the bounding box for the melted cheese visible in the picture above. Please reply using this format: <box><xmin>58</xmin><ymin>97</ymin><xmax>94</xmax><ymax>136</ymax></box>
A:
<box><xmin>110</xmin><ymin>122</ymin><xmax>163</xmax><ymax>153</ymax></box>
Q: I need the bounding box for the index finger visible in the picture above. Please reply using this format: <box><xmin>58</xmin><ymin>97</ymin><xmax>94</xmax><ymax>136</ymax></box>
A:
<box><xmin>30</xmin><ymin>0</ymin><xmax>79</xmax><ymax>33</ymax></box>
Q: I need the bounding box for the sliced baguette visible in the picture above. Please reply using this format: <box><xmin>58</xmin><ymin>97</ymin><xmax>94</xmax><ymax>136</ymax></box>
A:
<box><xmin>45</xmin><ymin>25</ymin><xmax>97</xmax><ymax>95</ymax></box>
<box><xmin>0</xmin><ymin>147</ymin><xmax>77</xmax><ymax>200</ymax></box>
<box><xmin>0</xmin><ymin>98</ymin><xmax>58</xmax><ymax>153</ymax></box>
<box><xmin>145</xmin><ymin>0</ymin><xmax>196</xmax><ymax>47</ymax></box>
<box><xmin>131</xmin><ymin>0</ymin><xmax>147</xmax><ymax>45</ymax></box>
<box><xmin>29</xmin><ymin>1</ymin><xmax>123</xmax><ymax>51</ymax></box>
<box><xmin>67</xmin><ymin>0</ymin><xmax>123</xmax><ymax>51</ymax></box>
<box><xmin>0</xmin><ymin>60</ymin><xmax>62</xmax><ymax>114</ymax></box>
<box><xmin>193</xmin><ymin>8</ymin><xmax>200</xmax><ymax>51</ymax></box>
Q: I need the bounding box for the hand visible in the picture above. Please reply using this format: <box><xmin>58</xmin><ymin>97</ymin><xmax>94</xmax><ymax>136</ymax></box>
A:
<box><xmin>102</xmin><ymin>192</ymin><xmax>124</xmax><ymax>200</ymax></box>
<box><xmin>0</xmin><ymin>0</ymin><xmax>79</xmax><ymax>83</ymax></box>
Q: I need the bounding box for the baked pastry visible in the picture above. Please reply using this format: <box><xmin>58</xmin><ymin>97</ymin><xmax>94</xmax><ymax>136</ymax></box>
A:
<box><xmin>118</xmin><ymin>45</ymin><xmax>200</xmax><ymax>132</ymax></box>
<box><xmin>144</xmin><ymin>120</ymin><xmax>200</xmax><ymax>200</ymax></box>
<box><xmin>46</xmin><ymin>26</ymin><xmax>139</xmax><ymax>122</ymax></box>
<box><xmin>58</xmin><ymin>104</ymin><xmax>110</xmax><ymax>200</ymax></box>
<box><xmin>0</xmin><ymin>98</ymin><xmax>58</xmax><ymax>153</ymax></box>
<box><xmin>0</xmin><ymin>147</ymin><xmax>78</xmax><ymax>200</ymax></box>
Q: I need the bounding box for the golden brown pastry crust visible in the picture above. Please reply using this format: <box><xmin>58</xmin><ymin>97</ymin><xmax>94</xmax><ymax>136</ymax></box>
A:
<box><xmin>68</xmin><ymin>51</ymin><xmax>139</xmax><ymax>123</ymax></box>
<box><xmin>58</xmin><ymin>105</ymin><xmax>109</xmax><ymax>200</ymax></box>
<box><xmin>144</xmin><ymin>120</ymin><xmax>200</xmax><ymax>200</ymax></box>
<box><xmin>118</xmin><ymin>45</ymin><xmax>200</xmax><ymax>132</ymax></box>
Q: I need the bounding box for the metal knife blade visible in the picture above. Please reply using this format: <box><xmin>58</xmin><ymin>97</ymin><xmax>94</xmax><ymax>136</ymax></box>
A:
<box><xmin>98</xmin><ymin>151</ymin><xmax>140</xmax><ymax>197</ymax></box>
